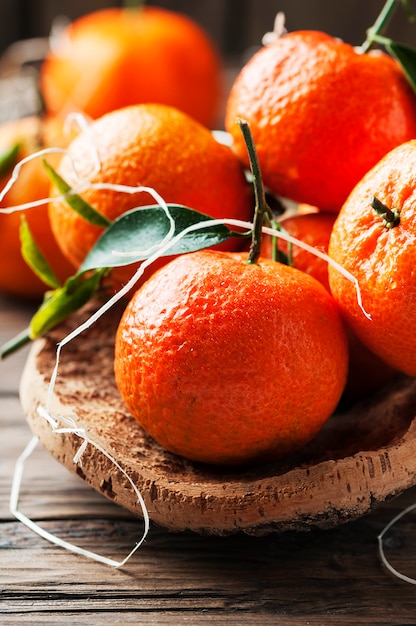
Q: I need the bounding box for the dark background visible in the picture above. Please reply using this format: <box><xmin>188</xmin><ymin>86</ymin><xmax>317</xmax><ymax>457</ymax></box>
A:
<box><xmin>1</xmin><ymin>0</ymin><xmax>416</xmax><ymax>62</ymax></box>
<box><xmin>1</xmin><ymin>0</ymin><xmax>415</xmax><ymax>126</ymax></box>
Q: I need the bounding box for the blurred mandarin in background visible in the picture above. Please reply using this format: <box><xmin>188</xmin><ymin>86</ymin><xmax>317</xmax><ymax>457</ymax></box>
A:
<box><xmin>0</xmin><ymin>115</ymin><xmax>76</xmax><ymax>299</ymax></box>
<box><xmin>40</xmin><ymin>6</ymin><xmax>223</xmax><ymax>128</ymax></box>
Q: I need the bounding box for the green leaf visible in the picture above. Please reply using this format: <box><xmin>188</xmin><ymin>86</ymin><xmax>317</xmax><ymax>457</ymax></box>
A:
<box><xmin>20</xmin><ymin>216</ymin><xmax>62</xmax><ymax>289</ymax></box>
<box><xmin>43</xmin><ymin>159</ymin><xmax>112</xmax><ymax>227</ymax></box>
<box><xmin>80</xmin><ymin>204</ymin><xmax>234</xmax><ymax>272</ymax></box>
<box><xmin>29</xmin><ymin>269</ymin><xmax>107</xmax><ymax>339</ymax></box>
<box><xmin>386</xmin><ymin>41</ymin><xmax>416</xmax><ymax>93</ymax></box>
<box><xmin>0</xmin><ymin>143</ymin><xmax>20</xmax><ymax>178</ymax></box>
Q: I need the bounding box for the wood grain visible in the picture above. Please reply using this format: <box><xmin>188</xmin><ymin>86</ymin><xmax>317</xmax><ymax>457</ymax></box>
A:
<box><xmin>2</xmin><ymin>294</ymin><xmax>416</xmax><ymax>623</ymax></box>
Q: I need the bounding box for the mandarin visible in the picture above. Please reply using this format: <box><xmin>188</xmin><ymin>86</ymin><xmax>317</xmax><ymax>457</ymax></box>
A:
<box><xmin>40</xmin><ymin>6</ymin><xmax>222</xmax><ymax>128</ymax></box>
<box><xmin>0</xmin><ymin>116</ymin><xmax>76</xmax><ymax>300</ymax></box>
<box><xmin>225</xmin><ymin>30</ymin><xmax>416</xmax><ymax>212</ymax></box>
<box><xmin>47</xmin><ymin>104</ymin><xmax>252</xmax><ymax>290</ymax></box>
<box><xmin>263</xmin><ymin>212</ymin><xmax>337</xmax><ymax>289</ymax></box>
<box><xmin>328</xmin><ymin>140</ymin><xmax>416</xmax><ymax>377</ymax></box>
<box><xmin>114</xmin><ymin>249</ymin><xmax>348</xmax><ymax>466</ymax></box>
<box><xmin>262</xmin><ymin>211</ymin><xmax>397</xmax><ymax>400</ymax></box>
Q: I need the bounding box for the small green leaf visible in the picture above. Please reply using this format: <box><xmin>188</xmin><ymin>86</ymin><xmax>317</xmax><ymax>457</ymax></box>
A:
<box><xmin>43</xmin><ymin>159</ymin><xmax>112</xmax><ymax>227</ymax></box>
<box><xmin>0</xmin><ymin>143</ymin><xmax>20</xmax><ymax>178</ymax></box>
<box><xmin>20</xmin><ymin>216</ymin><xmax>62</xmax><ymax>289</ymax></box>
<box><xmin>80</xmin><ymin>204</ymin><xmax>234</xmax><ymax>272</ymax></box>
<box><xmin>29</xmin><ymin>269</ymin><xmax>107</xmax><ymax>339</ymax></box>
<box><xmin>386</xmin><ymin>41</ymin><xmax>416</xmax><ymax>93</ymax></box>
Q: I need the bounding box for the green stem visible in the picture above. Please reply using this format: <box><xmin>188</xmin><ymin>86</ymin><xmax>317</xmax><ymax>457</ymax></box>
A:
<box><xmin>237</xmin><ymin>119</ymin><xmax>271</xmax><ymax>265</ymax></box>
<box><xmin>361</xmin><ymin>0</ymin><xmax>400</xmax><ymax>52</ymax></box>
<box><xmin>371</xmin><ymin>195</ymin><xmax>400</xmax><ymax>228</ymax></box>
<box><xmin>1</xmin><ymin>328</ymin><xmax>31</xmax><ymax>359</ymax></box>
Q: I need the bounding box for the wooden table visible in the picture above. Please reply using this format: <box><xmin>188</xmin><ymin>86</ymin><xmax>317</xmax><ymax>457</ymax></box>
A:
<box><xmin>2</xmin><ymin>293</ymin><xmax>416</xmax><ymax>624</ymax></box>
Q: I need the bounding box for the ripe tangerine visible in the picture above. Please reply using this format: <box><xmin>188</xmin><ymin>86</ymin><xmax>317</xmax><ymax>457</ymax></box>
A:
<box><xmin>328</xmin><ymin>139</ymin><xmax>416</xmax><ymax>377</ymax></box>
<box><xmin>262</xmin><ymin>211</ymin><xmax>397</xmax><ymax>400</ymax></box>
<box><xmin>114</xmin><ymin>249</ymin><xmax>348</xmax><ymax>466</ymax></box>
<box><xmin>225</xmin><ymin>30</ymin><xmax>416</xmax><ymax>212</ymax></box>
<box><xmin>47</xmin><ymin>103</ymin><xmax>253</xmax><ymax>290</ymax></box>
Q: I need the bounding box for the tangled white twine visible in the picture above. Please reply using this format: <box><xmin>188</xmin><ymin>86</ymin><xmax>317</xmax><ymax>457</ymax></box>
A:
<box><xmin>7</xmin><ymin>120</ymin><xmax>407</xmax><ymax>574</ymax></box>
<box><xmin>0</xmin><ymin>146</ymin><xmax>72</xmax><ymax>212</ymax></box>
<box><xmin>9</xmin><ymin>181</ymin><xmax>180</xmax><ymax>567</ymax></box>
<box><xmin>0</xmin><ymin>111</ymin><xmax>104</xmax><ymax>214</ymax></box>
<box><xmin>8</xmin><ymin>211</ymin><xmax>371</xmax><ymax>567</ymax></box>
<box><xmin>10</xmin><ymin>429</ymin><xmax>150</xmax><ymax>568</ymax></box>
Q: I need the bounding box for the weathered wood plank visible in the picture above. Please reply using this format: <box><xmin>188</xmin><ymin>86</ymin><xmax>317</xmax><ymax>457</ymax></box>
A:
<box><xmin>0</xmin><ymin>616</ymin><xmax>351</xmax><ymax>626</ymax></box>
<box><xmin>2</xmin><ymin>401</ymin><xmax>416</xmax><ymax>619</ymax></box>
<box><xmin>2</xmin><ymin>295</ymin><xmax>416</xmax><ymax>623</ymax></box>
<box><xmin>1</xmin><ymin>505</ymin><xmax>416</xmax><ymax>621</ymax></box>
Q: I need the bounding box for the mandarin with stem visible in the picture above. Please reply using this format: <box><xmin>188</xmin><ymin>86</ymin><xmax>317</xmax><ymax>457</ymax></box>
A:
<box><xmin>225</xmin><ymin>29</ymin><xmax>416</xmax><ymax>212</ymax></box>
<box><xmin>114</xmin><ymin>120</ymin><xmax>348</xmax><ymax>466</ymax></box>
<box><xmin>328</xmin><ymin>139</ymin><xmax>416</xmax><ymax>377</ymax></box>
<box><xmin>47</xmin><ymin>103</ymin><xmax>253</xmax><ymax>291</ymax></box>
<box><xmin>262</xmin><ymin>211</ymin><xmax>398</xmax><ymax>400</ymax></box>
<box><xmin>114</xmin><ymin>248</ymin><xmax>348</xmax><ymax>466</ymax></box>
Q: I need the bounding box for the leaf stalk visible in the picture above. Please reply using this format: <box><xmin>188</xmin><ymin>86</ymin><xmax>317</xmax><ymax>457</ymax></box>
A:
<box><xmin>361</xmin><ymin>0</ymin><xmax>399</xmax><ymax>53</ymax></box>
<box><xmin>237</xmin><ymin>119</ymin><xmax>272</xmax><ymax>264</ymax></box>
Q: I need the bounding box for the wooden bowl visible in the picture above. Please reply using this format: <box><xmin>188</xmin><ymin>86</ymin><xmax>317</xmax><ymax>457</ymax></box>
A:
<box><xmin>19</xmin><ymin>303</ymin><xmax>416</xmax><ymax>535</ymax></box>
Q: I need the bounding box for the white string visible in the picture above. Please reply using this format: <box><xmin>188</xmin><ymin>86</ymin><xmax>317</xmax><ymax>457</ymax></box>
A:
<box><xmin>0</xmin><ymin>147</ymin><xmax>102</xmax><ymax>214</ymax></box>
<box><xmin>10</xmin><ymin>413</ymin><xmax>150</xmax><ymax>567</ymax></box>
<box><xmin>0</xmin><ymin>138</ymin><xmax>371</xmax><ymax>323</ymax></box>
<box><xmin>62</xmin><ymin>112</ymin><xmax>101</xmax><ymax>177</ymax></box>
<box><xmin>378</xmin><ymin>502</ymin><xmax>416</xmax><ymax>585</ymax></box>
<box><xmin>250</xmin><ymin>221</ymin><xmax>371</xmax><ymax>320</ymax></box>
<box><xmin>0</xmin><ymin>112</ymin><xmax>100</xmax><ymax>213</ymax></box>
<box><xmin>37</xmin><ymin>216</ymin><xmax>370</xmax><ymax>566</ymax></box>
<box><xmin>0</xmin><ymin>147</ymin><xmax>70</xmax><ymax>210</ymax></box>
<box><xmin>10</xmin><ymin>193</ymin><xmax>185</xmax><ymax>566</ymax></box>
<box><xmin>3</xmin><ymin>132</ymin><xmax>371</xmax><ymax>564</ymax></box>
<box><xmin>0</xmin><ymin>111</ymin><xmax>371</xmax><ymax>324</ymax></box>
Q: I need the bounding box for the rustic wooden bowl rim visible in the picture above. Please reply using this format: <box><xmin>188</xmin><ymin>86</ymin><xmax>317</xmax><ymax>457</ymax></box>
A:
<box><xmin>19</xmin><ymin>304</ymin><xmax>416</xmax><ymax>535</ymax></box>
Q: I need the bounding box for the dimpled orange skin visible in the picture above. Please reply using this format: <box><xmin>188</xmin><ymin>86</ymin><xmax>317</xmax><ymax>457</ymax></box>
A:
<box><xmin>114</xmin><ymin>250</ymin><xmax>348</xmax><ymax>466</ymax></box>
<box><xmin>225</xmin><ymin>31</ymin><xmax>416</xmax><ymax>212</ymax></box>
<box><xmin>262</xmin><ymin>211</ymin><xmax>397</xmax><ymax>400</ymax></box>
<box><xmin>40</xmin><ymin>6</ymin><xmax>222</xmax><ymax>128</ymax></box>
<box><xmin>328</xmin><ymin>140</ymin><xmax>416</xmax><ymax>376</ymax></box>
<box><xmin>47</xmin><ymin>104</ymin><xmax>253</xmax><ymax>289</ymax></box>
